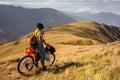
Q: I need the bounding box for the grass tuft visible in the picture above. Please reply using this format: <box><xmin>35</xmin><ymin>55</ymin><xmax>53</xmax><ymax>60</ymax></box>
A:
<box><xmin>61</xmin><ymin>40</ymin><xmax>94</xmax><ymax>45</ymax></box>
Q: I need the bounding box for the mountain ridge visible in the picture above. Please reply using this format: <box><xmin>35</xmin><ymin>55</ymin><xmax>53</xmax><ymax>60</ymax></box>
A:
<box><xmin>46</xmin><ymin>22</ymin><xmax>120</xmax><ymax>44</ymax></box>
<box><xmin>1</xmin><ymin>22</ymin><xmax>120</xmax><ymax>45</ymax></box>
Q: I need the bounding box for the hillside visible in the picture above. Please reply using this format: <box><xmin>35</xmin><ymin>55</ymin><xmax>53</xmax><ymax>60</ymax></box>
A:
<box><xmin>0</xmin><ymin>28</ymin><xmax>19</xmax><ymax>45</ymax></box>
<box><xmin>0</xmin><ymin>22</ymin><xmax>120</xmax><ymax>80</ymax></box>
<box><xmin>46</xmin><ymin>22</ymin><xmax>120</xmax><ymax>44</ymax></box>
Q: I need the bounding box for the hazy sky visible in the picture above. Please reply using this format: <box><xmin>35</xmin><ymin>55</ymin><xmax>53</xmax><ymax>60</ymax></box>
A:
<box><xmin>0</xmin><ymin>0</ymin><xmax>120</xmax><ymax>14</ymax></box>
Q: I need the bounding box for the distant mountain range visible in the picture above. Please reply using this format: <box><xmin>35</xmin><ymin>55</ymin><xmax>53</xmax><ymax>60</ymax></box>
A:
<box><xmin>0</xmin><ymin>5</ymin><xmax>76</xmax><ymax>44</ymax></box>
<box><xmin>70</xmin><ymin>12</ymin><xmax>120</xmax><ymax>26</ymax></box>
<box><xmin>0</xmin><ymin>5</ymin><xmax>120</xmax><ymax>44</ymax></box>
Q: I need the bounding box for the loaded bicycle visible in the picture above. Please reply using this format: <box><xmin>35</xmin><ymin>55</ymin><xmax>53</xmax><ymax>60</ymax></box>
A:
<box><xmin>17</xmin><ymin>43</ymin><xmax>55</xmax><ymax>75</ymax></box>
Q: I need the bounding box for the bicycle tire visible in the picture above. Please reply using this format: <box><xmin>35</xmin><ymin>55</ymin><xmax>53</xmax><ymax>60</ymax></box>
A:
<box><xmin>45</xmin><ymin>53</ymin><xmax>55</xmax><ymax>67</ymax></box>
<box><xmin>17</xmin><ymin>55</ymin><xmax>34</xmax><ymax>75</ymax></box>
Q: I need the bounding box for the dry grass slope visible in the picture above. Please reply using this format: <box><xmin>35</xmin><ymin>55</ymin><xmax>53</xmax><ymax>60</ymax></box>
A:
<box><xmin>0</xmin><ymin>22</ymin><xmax>120</xmax><ymax>80</ymax></box>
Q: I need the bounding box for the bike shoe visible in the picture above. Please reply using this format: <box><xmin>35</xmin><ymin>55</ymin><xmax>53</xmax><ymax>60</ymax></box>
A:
<box><xmin>35</xmin><ymin>62</ymin><xmax>38</xmax><ymax>67</ymax></box>
<box><xmin>42</xmin><ymin>66</ymin><xmax>47</xmax><ymax>71</ymax></box>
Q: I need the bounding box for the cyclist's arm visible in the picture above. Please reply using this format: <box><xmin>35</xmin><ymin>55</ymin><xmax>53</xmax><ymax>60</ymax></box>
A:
<box><xmin>38</xmin><ymin>31</ymin><xmax>44</xmax><ymax>43</ymax></box>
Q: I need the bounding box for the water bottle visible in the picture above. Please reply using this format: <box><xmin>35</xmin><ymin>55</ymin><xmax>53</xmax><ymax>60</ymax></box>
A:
<box><xmin>45</xmin><ymin>55</ymin><xmax>49</xmax><ymax>61</ymax></box>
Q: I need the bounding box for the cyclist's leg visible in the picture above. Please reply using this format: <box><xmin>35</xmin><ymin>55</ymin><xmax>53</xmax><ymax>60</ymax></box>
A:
<box><xmin>35</xmin><ymin>52</ymin><xmax>40</xmax><ymax>67</ymax></box>
<box><xmin>37</xmin><ymin>43</ymin><xmax>46</xmax><ymax>70</ymax></box>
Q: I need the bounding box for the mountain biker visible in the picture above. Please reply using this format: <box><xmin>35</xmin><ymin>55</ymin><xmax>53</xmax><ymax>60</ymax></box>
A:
<box><xmin>33</xmin><ymin>23</ymin><xmax>46</xmax><ymax>70</ymax></box>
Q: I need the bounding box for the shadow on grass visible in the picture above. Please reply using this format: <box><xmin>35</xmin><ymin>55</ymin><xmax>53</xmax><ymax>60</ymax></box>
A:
<box><xmin>9</xmin><ymin>58</ymin><xmax>21</xmax><ymax>63</ymax></box>
<box><xmin>19</xmin><ymin>61</ymin><xmax>93</xmax><ymax>76</ymax></box>
<box><xmin>36</xmin><ymin>61</ymin><xmax>93</xmax><ymax>74</ymax></box>
<box><xmin>17</xmin><ymin>58</ymin><xmax>93</xmax><ymax>76</ymax></box>
<box><xmin>48</xmin><ymin>62</ymin><xmax>84</xmax><ymax>74</ymax></box>
<box><xmin>34</xmin><ymin>61</ymin><xmax>94</xmax><ymax>75</ymax></box>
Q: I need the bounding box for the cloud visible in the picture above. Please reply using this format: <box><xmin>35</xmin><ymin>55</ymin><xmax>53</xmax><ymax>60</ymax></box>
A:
<box><xmin>0</xmin><ymin>0</ymin><xmax>120</xmax><ymax>14</ymax></box>
<box><xmin>110</xmin><ymin>0</ymin><xmax>120</xmax><ymax>2</ymax></box>
<box><xmin>77</xmin><ymin>7</ymin><xmax>91</xmax><ymax>12</ymax></box>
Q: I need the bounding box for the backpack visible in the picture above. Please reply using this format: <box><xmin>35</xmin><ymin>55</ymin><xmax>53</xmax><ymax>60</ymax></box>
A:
<box><xmin>29</xmin><ymin>35</ymin><xmax>38</xmax><ymax>48</ymax></box>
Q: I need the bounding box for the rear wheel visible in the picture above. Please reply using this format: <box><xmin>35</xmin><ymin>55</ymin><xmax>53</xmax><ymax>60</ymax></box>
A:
<box><xmin>17</xmin><ymin>55</ymin><xmax>34</xmax><ymax>75</ymax></box>
<box><xmin>45</xmin><ymin>53</ymin><xmax>55</xmax><ymax>67</ymax></box>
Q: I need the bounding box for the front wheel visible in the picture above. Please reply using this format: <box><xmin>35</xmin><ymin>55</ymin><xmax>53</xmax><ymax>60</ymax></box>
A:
<box><xmin>45</xmin><ymin>53</ymin><xmax>55</xmax><ymax>67</ymax></box>
<box><xmin>17</xmin><ymin>55</ymin><xmax>34</xmax><ymax>75</ymax></box>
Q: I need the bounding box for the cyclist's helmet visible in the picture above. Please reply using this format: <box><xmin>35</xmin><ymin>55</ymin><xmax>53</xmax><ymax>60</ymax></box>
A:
<box><xmin>37</xmin><ymin>23</ymin><xmax>44</xmax><ymax>29</ymax></box>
